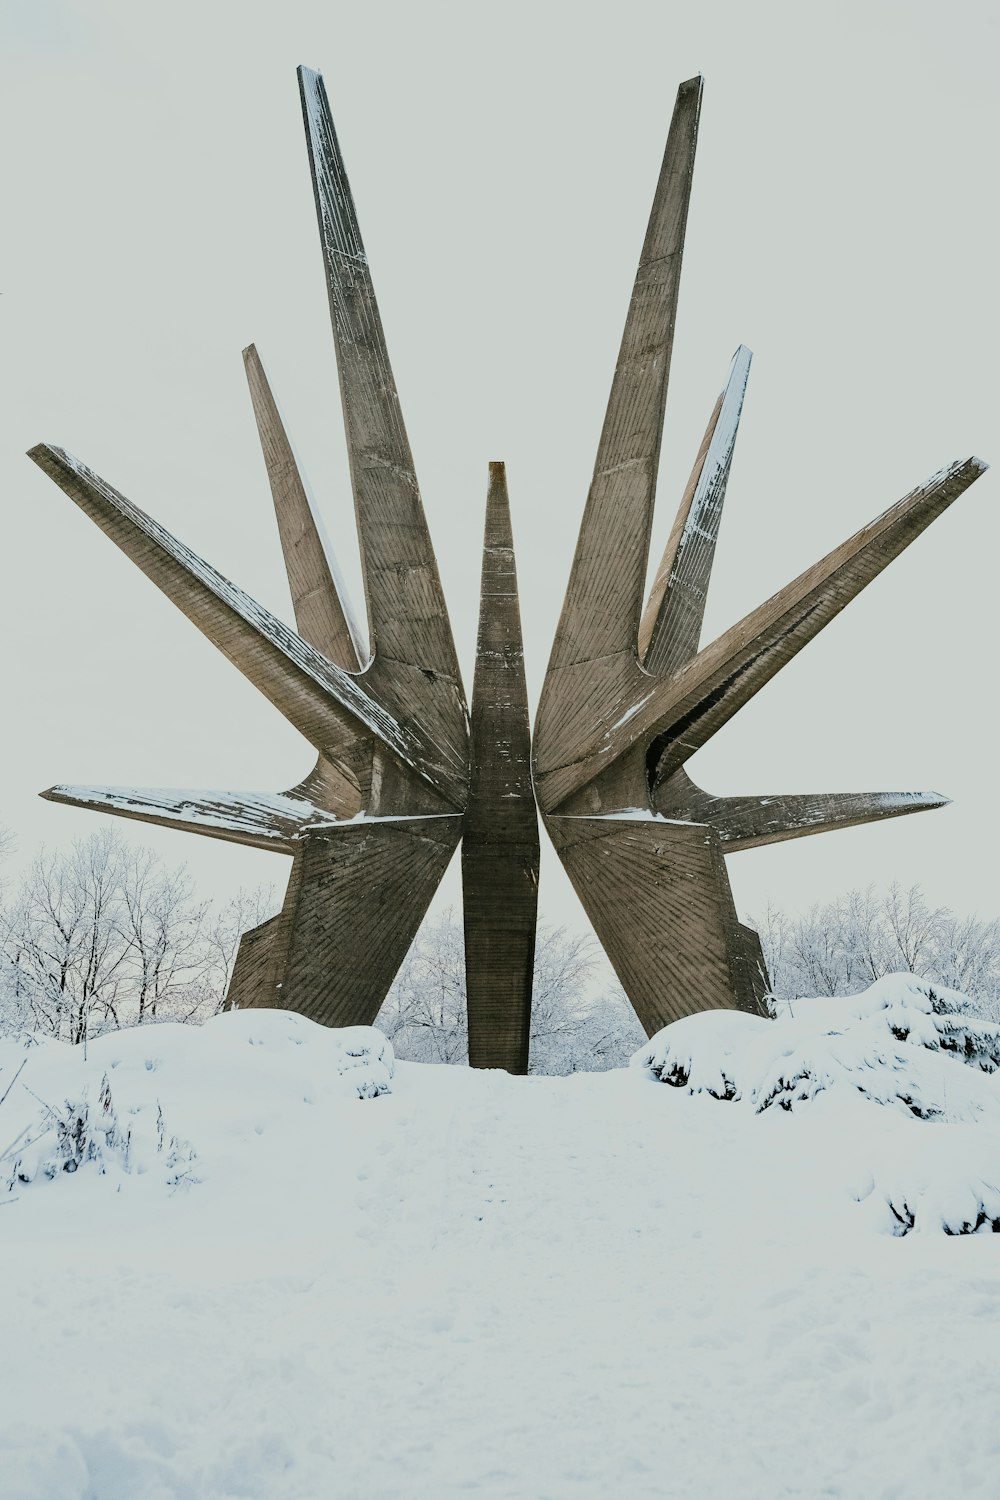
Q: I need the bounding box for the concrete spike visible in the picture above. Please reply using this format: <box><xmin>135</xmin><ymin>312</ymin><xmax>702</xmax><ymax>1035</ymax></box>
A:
<box><xmin>653</xmin><ymin>774</ymin><xmax>951</xmax><ymax>850</ymax></box>
<box><xmin>546</xmin><ymin>813</ymin><xmax>768</xmax><ymax>1033</ymax></box>
<box><xmin>539</xmin><ymin>456</ymin><xmax>987</xmax><ymax>812</ymax></box>
<box><xmin>462</xmin><ymin>463</ymin><xmax>539</xmax><ymax>1074</ymax></box>
<box><xmin>640</xmin><ymin>345</ymin><xmax>752</xmax><ymax>676</ymax></box>
<box><xmin>28</xmin><ymin>443</ymin><xmax>467</xmax><ymax>811</ymax></box>
<box><xmin>243</xmin><ymin>344</ymin><xmax>365</xmax><ymax>670</ymax></box>
<box><xmin>228</xmin><ymin>816</ymin><xmax>462</xmax><ymax>1023</ymax></box>
<box><xmin>297</xmin><ymin>66</ymin><xmax>465</xmax><ymax>694</ymax></box>
<box><xmin>538</xmin><ymin>76</ymin><xmax>702</xmax><ymax>688</ymax></box>
<box><xmin>39</xmin><ymin>784</ymin><xmax>316</xmax><ymax>854</ymax></box>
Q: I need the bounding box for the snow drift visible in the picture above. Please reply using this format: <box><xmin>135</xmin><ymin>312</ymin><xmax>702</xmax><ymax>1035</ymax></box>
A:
<box><xmin>3</xmin><ymin>979</ymin><xmax>1000</xmax><ymax>1498</ymax></box>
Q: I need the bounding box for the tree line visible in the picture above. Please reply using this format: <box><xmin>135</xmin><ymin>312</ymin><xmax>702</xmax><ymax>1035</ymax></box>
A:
<box><xmin>754</xmin><ymin>883</ymin><xmax>1000</xmax><ymax>1021</ymax></box>
<box><xmin>2</xmin><ymin>827</ymin><xmax>997</xmax><ymax>1063</ymax></box>
<box><xmin>0</xmin><ymin>828</ymin><xmax>273</xmax><ymax>1044</ymax></box>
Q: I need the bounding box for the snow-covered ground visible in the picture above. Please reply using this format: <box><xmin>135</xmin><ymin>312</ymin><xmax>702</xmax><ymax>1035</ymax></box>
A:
<box><xmin>3</xmin><ymin>978</ymin><xmax>1000</xmax><ymax>1499</ymax></box>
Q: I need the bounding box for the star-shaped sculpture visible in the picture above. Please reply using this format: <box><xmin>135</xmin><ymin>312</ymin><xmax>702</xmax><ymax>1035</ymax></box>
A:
<box><xmin>29</xmin><ymin>68</ymin><xmax>985</xmax><ymax>1070</ymax></box>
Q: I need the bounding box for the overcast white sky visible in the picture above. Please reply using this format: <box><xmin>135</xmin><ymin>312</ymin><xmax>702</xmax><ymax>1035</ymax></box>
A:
<box><xmin>1</xmin><ymin>0</ymin><xmax>997</xmax><ymax>943</ymax></box>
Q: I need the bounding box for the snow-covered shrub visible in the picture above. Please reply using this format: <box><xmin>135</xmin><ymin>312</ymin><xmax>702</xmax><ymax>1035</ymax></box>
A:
<box><xmin>633</xmin><ymin>975</ymin><xmax>1000</xmax><ymax>1236</ymax></box>
<box><xmin>632</xmin><ymin>1010</ymin><xmax>764</xmax><ymax>1099</ymax></box>
<box><xmin>2</xmin><ymin>1069</ymin><xmax>197</xmax><ymax>1194</ymax></box>
<box><xmin>633</xmin><ymin>975</ymin><xmax>1000</xmax><ymax>1121</ymax></box>
<box><xmin>323</xmin><ymin>1024</ymin><xmax>395</xmax><ymax>1099</ymax></box>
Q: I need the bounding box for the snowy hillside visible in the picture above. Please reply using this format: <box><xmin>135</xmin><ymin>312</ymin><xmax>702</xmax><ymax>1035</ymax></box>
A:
<box><xmin>3</xmin><ymin>979</ymin><xmax>1000</xmax><ymax>1499</ymax></box>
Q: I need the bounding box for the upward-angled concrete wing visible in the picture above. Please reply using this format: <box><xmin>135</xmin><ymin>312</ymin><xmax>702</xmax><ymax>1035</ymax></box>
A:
<box><xmin>533</xmin><ymin>76</ymin><xmax>987</xmax><ymax>1035</ymax></box>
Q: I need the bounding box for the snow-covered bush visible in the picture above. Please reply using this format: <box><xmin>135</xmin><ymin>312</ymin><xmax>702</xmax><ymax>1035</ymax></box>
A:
<box><xmin>0</xmin><ymin>1014</ymin><xmax>394</xmax><ymax>1204</ymax></box>
<box><xmin>633</xmin><ymin>975</ymin><xmax>1000</xmax><ymax>1235</ymax></box>
<box><xmin>633</xmin><ymin>974</ymin><xmax>1000</xmax><ymax>1117</ymax></box>
<box><xmin>853</xmin><ymin>1127</ymin><xmax>1000</xmax><ymax>1237</ymax></box>
<box><xmin>319</xmin><ymin>1024</ymin><xmax>396</xmax><ymax>1098</ymax></box>
<box><xmin>1</xmin><ymin>1069</ymin><xmax>198</xmax><ymax>1195</ymax></box>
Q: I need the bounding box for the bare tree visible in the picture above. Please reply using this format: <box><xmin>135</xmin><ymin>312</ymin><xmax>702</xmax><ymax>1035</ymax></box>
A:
<box><xmin>752</xmin><ymin>883</ymin><xmax>1000</xmax><ymax>1021</ymax></box>
<box><xmin>376</xmin><ymin>912</ymin><xmax>470</xmax><ymax>1064</ymax></box>
<box><xmin>883</xmin><ymin>882</ymin><xmax>948</xmax><ymax>974</ymax></box>
<box><xmin>0</xmin><ymin>830</ymin><xmax>275</xmax><ymax>1042</ymax></box>
<box><xmin>5</xmin><ymin>830</ymin><xmax>131</xmax><ymax>1043</ymax></box>
<box><xmin>119</xmin><ymin>846</ymin><xmax>214</xmax><ymax>1023</ymax></box>
<box><xmin>203</xmin><ymin>886</ymin><xmax>279</xmax><ymax>1006</ymax></box>
<box><xmin>376</xmin><ymin>911</ymin><xmax>645</xmax><ymax>1073</ymax></box>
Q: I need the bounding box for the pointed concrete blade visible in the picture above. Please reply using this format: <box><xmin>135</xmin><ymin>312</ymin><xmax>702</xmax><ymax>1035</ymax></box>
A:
<box><xmin>39</xmin><ymin>784</ymin><xmax>324</xmax><ymax>854</ymax></box>
<box><xmin>534</xmin><ymin>76</ymin><xmax>702</xmax><ymax>788</ymax></box>
<box><xmin>652</xmin><ymin>771</ymin><xmax>951</xmax><ymax>850</ymax></box>
<box><xmin>297</xmin><ymin>66</ymin><xmax>464</xmax><ymax>693</ymax></box>
<box><xmin>640</xmin><ymin>345</ymin><xmax>752</xmax><ymax>676</ymax></box>
<box><xmin>462</xmin><ymin>462</ymin><xmax>539</xmax><ymax>1074</ymax></box>
<box><xmin>228</xmin><ymin>815</ymin><xmax>462</xmax><ymax>1025</ymax></box>
<box><xmin>243</xmin><ymin>344</ymin><xmax>365</xmax><ymax>670</ymax></box>
<box><xmin>537</xmin><ymin>455</ymin><xmax>987</xmax><ymax>812</ymax></box>
<box><xmin>29</xmin><ymin>444</ymin><xmax>467</xmax><ymax>810</ymax></box>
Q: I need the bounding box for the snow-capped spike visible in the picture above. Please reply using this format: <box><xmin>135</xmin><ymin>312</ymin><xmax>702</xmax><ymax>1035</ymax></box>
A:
<box><xmin>640</xmin><ymin>345</ymin><xmax>752</xmax><ymax>676</ymax></box>
<box><xmin>652</xmin><ymin>775</ymin><xmax>953</xmax><ymax>850</ymax></box>
<box><xmin>538</xmin><ymin>455</ymin><xmax>986</xmax><ymax>812</ymax></box>
<box><xmin>39</xmin><ymin>784</ymin><xmax>318</xmax><ymax>854</ymax></box>
<box><xmin>28</xmin><ymin>443</ymin><xmax>467</xmax><ymax>811</ymax></box>
<box><xmin>243</xmin><ymin>344</ymin><xmax>365</xmax><ymax>671</ymax></box>
<box><xmin>538</xmin><ymin>75</ymin><xmax>702</xmax><ymax>684</ymax></box>
<box><xmin>296</xmin><ymin>66</ymin><xmax>465</xmax><ymax>699</ymax></box>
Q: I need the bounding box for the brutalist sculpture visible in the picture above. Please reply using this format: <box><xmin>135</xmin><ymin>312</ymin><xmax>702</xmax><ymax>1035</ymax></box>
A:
<box><xmin>532</xmin><ymin>76</ymin><xmax>986</xmax><ymax>1033</ymax></box>
<box><xmin>29</xmin><ymin>67</ymin><xmax>986</xmax><ymax>1065</ymax></box>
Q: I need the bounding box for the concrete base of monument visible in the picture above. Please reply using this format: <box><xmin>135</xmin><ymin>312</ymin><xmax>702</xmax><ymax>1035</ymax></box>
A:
<box><xmin>2</xmin><ymin>980</ymin><xmax>999</xmax><ymax>1497</ymax></box>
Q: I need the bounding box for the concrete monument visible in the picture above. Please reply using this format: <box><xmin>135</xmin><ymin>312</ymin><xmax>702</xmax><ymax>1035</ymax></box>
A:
<box><xmin>30</xmin><ymin>69</ymin><xmax>986</xmax><ymax>1066</ymax></box>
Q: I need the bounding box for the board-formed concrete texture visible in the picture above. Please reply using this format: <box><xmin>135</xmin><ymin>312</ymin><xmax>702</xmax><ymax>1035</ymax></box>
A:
<box><xmin>462</xmin><ymin>464</ymin><xmax>539</xmax><ymax>1074</ymax></box>
<box><xmin>532</xmin><ymin>74</ymin><xmax>987</xmax><ymax>1035</ymax></box>
<box><xmin>31</xmin><ymin>68</ymin><xmax>478</xmax><ymax>1048</ymax></box>
<box><xmin>31</xmin><ymin>67</ymin><xmax>987</xmax><ymax>1059</ymax></box>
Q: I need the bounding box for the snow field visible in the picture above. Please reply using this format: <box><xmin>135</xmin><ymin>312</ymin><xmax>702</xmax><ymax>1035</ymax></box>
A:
<box><xmin>2</xmin><ymin>985</ymin><xmax>1000</xmax><ymax>1499</ymax></box>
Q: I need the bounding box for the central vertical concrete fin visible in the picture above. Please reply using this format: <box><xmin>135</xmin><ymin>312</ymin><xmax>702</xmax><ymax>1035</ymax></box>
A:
<box><xmin>640</xmin><ymin>345</ymin><xmax>752</xmax><ymax>676</ymax></box>
<box><xmin>462</xmin><ymin>463</ymin><xmax>540</xmax><ymax>1073</ymax></box>
<box><xmin>297</xmin><ymin>65</ymin><xmax>464</xmax><ymax>693</ymax></box>
<box><xmin>243</xmin><ymin>343</ymin><xmax>365</xmax><ymax>671</ymax></box>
